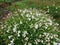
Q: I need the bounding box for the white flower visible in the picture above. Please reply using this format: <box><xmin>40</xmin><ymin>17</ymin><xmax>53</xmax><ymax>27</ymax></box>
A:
<box><xmin>58</xmin><ymin>43</ymin><xmax>60</xmax><ymax>45</ymax></box>
<box><xmin>26</xmin><ymin>14</ymin><xmax>29</xmax><ymax>17</ymax></box>
<box><xmin>17</xmin><ymin>30</ymin><xmax>21</xmax><ymax>37</ymax></box>
<box><xmin>49</xmin><ymin>22</ymin><xmax>52</xmax><ymax>25</ymax></box>
<box><xmin>49</xmin><ymin>19</ymin><xmax>52</xmax><ymax>23</ymax></box>
<box><xmin>8</xmin><ymin>43</ymin><xmax>12</xmax><ymax>45</ymax></box>
<box><xmin>19</xmin><ymin>9</ymin><xmax>22</xmax><ymax>12</ymax></box>
<box><xmin>8</xmin><ymin>39</ymin><xmax>14</xmax><ymax>45</ymax></box>
<box><xmin>39</xmin><ymin>23</ymin><xmax>42</xmax><ymax>27</ymax></box>
<box><xmin>32</xmin><ymin>15</ymin><xmax>35</xmax><ymax>19</ymax></box>
<box><xmin>45</xmin><ymin>23</ymin><xmax>48</xmax><ymax>27</ymax></box>
<box><xmin>13</xmin><ymin>24</ymin><xmax>17</xmax><ymax>32</ymax></box>
<box><xmin>43</xmin><ymin>32</ymin><xmax>47</xmax><ymax>35</ymax></box>
<box><xmin>41</xmin><ymin>40</ymin><xmax>43</xmax><ymax>43</ymax></box>
<box><xmin>7</xmin><ymin>26</ymin><xmax>11</xmax><ymax>33</ymax></box>
<box><xmin>35</xmin><ymin>40</ymin><xmax>38</xmax><ymax>44</ymax></box>
<box><xmin>24</xmin><ymin>43</ymin><xmax>27</xmax><ymax>45</ymax></box>
<box><xmin>22</xmin><ymin>31</ymin><xmax>28</xmax><ymax>37</ymax></box>
<box><xmin>47</xmin><ymin>43</ymin><xmax>50</xmax><ymax>45</ymax></box>
<box><xmin>22</xmin><ymin>33</ymin><xmax>26</xmax><ymax>37</ymax></box>
<box><xmin>20</xmin><ymin>21</ymin><xmax>23</xmax><ymax>24</ymax></box>
<box><xmin>10</xmin><ymin>39</ymin><xmax>14</xmax><ymax>43</ymax></box>
<box><xmin>17</xmin><ymin>33</ymin><xmax>20</xmax><ymax>37</ymax></box>
<box><xmin>46</xmin><ymin>6</ymin><xmax>49</xmax><ymax>8</ymax></box>
<box><xmin>34</xmin><ymin>24</ymin><xmax>39</xmax><ymax>29</ymax></box>
<box><xmin>8</xmin><ymin>35</ymin><xmax>12</xmax><ymax>39</ymax></box>
<box><xmin>30</xmin><ymin>24</ymin><xmax>34</xmax><ymax>28</ymax></box>
<box><xmin>28</xmin><ymin>18</ymin><xmax>31</xmax><ymax>21</ymax></box>
<box><xmin>18</xmin><ymin>31</ymin><xmax>21</xmax><ymax>33</ymax></box>
<box><xmin>45</xmin><ymin>26</ymin><xmax>48</xmax><ymax>29</ymax></box>
<box><xmin>30</xmin><ymin>11</ymin><xmax>32</xmax><ymax>14</ymax></box>
<box><xmin>25</xmin><ymin>37</ymin><xmax>29</xmax><ymax>41</ymax></box>
<box><xmin>38</xmin><ymin>13</ymin><xmax>41</xmax><ymax>16</ymax></box>
<box><xmin>21</xmin><ymin>13</ymin><xmax>24</xmax><ymax>16</ymax></box>
<box><xmin>39</xmin><ymin>34</ymin><xmax>42</xmax><ymax>38</ymax></box>
<box><xmin>56</xmin><ymin>23</ymin><xmax>59</xmax><ymax>26</ymax></box>
<box><xmin>56</xmin><ymin>7</ymin><xmax>58</xmax><ymax>9</ymax></box>
<box><xmin>23</xmin><ymin>10</ymin><xmax>26</xmax><ymax>14</ymax></box>
<box><xmin>36</xmin><ymin>13</ymin><xmax>39</xmax><ymax>17</ymax></box>
<box><xmin>53</xmin><ymin>42</ymin><xmax>58</xmax><ymax>45</ymax></box>
<box><xmin>7</xmin><ymin>29</ymin><xmax>9</xmax><ymax>33</ymax></box>
<box><xmin>47</xmin><ymin>37</ymin><xmax>50</xmax><ymax>40</ymax></box>
<box><xmin>24</xmin><ymin>31</ymin><xmax>28</xmax><ymax>34</ymax></box>
<box><xmin>28</xmin><ymin>42</ymin><xmax>32</xmax><ymax>45</ymax></box>
<box><xmin>47</xmin><ymin>9</ymin><xmax>50</xmax><ymax>13</ymax></box>
<box><xmin>1</xmin><ymin>26</ymin><xmax>4</xmax><ymax>29</ymax></box>
<box><xmin>50</xmin><ymin>36</ymin><xmax>53</xmax><ymax>39</ymax></box>
<box><xmin>36</xmin><ymin>39</ymin><xmax>40</xmax><ymax>42</ymax></box>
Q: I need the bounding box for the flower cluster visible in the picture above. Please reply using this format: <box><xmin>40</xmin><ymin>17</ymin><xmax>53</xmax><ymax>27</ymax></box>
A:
<box><xmin>0</xmin><ymin>8</ymin><xmax>60</xmax><ymax>45</ymax></box>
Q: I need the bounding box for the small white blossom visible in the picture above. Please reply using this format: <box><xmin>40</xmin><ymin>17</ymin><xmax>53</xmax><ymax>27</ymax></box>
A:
<box><xmin>43</xmin><ymin>32</ymin><xmax>47</xmax><ymax>35</ymax></box>
<box><xmin>8</xmin><ymin>39</ymin><xmax>14</xmax><ymax>45</ymax></box>
<box><xmin>53</xmin><ymin>42</ymin><xmax>58</xmax><ymax>45</ymax></box>
<box><xmin>56</xmin><ymin>7</ymin><xmax>58</xmax><ymax>9</ymax></box>
<box><xmin>24</xmin><ymin>43</ymin><xmax>27</xmax><ymax>45</ymax></box>
<box><xmin>34</xmin><ymin>24</ymin><xmax>39</xmax><ymax>29</ymax></box>
<box><xmin>56</xmin><ymin>23</ymin><xmax>59</xmax><ymax>26</ymax></box>
<box><xmin>28</xmin><ymin>42</ymin><xmax>32</xmax><ymax>45</ymax></box>
<box><xmin>45</xmin><ymin>26</ymin><xmax>48</xmax><ymax>29</ymax></box>
<box><xmin>17</xmin><ymin>31</ymin><xmax>20</xmax><ymax>37</ymax></box>
<box><xmin>28</xmin><ymin>18</ymin><xmax>31</xmax><ymax>21</ymax></box>
<box><xmin>30</xmin><ymin>11</ymin><xmax>32</xmax><ymax>14</ymax></box>
<box><xmin>26</xmin><ymin>14</ymin><xmax>29</xmax><ymax>17</ymax></box>
<box><xmin>18</xmin><ymin>31</ymin><xmax>21</xmax><ymax>33</ymax></box>
<box><xmin>39</xmin><ymin>34</ymin><xmax>41</xmax><ymax>37</ymax></box>
<box><xmin>19</xmin><ymin>9</ymin><xmax>22</xmax><ymax>12</ymax></box>
<box><xmin>47</xmin><ymin>9</ymin><xmax>50</xmax><ymax>13</ymax></box>
<box><xmin>50</xmin><ymin>36</ymin><xmax>53</xmax><ymax>39</ymax></box>
<box><xmin>30</xmin><ymin>24</ymin><xmax>34</xmax><ymax>28</ymax></box>
<box><xmin>22</xmin><ymin>31</ymin><xmax>28</xmax><ymax>37</ymax></box>
<box><xmin>58</xmin><ymin>43</ymin><xmax>60</xmax><ymax>45</ymax></box>
<box><xmin>17</xmin><ymin>33</ymin><xmax>20</xmax><ymax>37</ymax></box>
<box><xmin>23</xmin><ymin>11</ymin><xmax>26</xmax><ymax>14</ymax></box>
<box><xmin>10</xmin><ymin>39</ymin><xmax>14</xmax><ymax>43</ymax></box>
<box><xmin>36</xmin><ymin>39</ymin><xmax>40</xmax><ymax>42</ymax></box>
<box><xmin>8</xmin><ymin>43</ymin><xmax>12</xmax><ymax>45</ymax></box>
<box><xmin>25</xmin><ymin>37</ymin><xmax>29</xmax><ymax>41</ymax></box>
<box><xmin>35</xmin><ymin>40</ymin><xmax>38</xmax><ymax>44</ymax></box>
<box><xmin>41</xmin><ymin>40</ymin><xmax>43</xmax><ymax>43</ymax></box>
<box><xmin>22</xmin><ymin>33</ymin><xmax>26</xmax><ymax>37</ymax></box>
<box><xmin>39</xmin><ymin>23</ymin><xmax>42</xmax><ymax>27</ymax></box>
<box><xmin>32</xmin><ymin>15</ymin><xmax>35</xmax><ymax>19</ymax></box>
<box><xmin>20</xmin><ymin>21</ymin><xmax>23</xmax><ymax>24</ymax></box>
<box><xmin>7</xmin><ymin>30</ymin><xmax>9</xmax><ymax>33</ymax></box>
<box><xmin>47</xmin><ymin>43</ymin><xmax>50</xmax><ymax>45</ymax></box>
<box><xmin>8</xmin><ymin>35</ymin><xmax>12</xmax><ymax>39</ymax></box>
<box><xmin>13</xmin><ymin>25</ymin><xmax>17</xmax><ymax>32</ymax></box>
<box><xmin>47</xmin><ymin>6</ymin><xmax>49</xmax><ymax>8</ymax></box>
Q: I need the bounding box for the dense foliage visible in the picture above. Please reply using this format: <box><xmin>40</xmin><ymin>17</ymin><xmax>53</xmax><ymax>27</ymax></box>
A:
<box><xmin>0</xmin><ymin>0</ymin><xmax>60</xmax><ymax>45</ymax></box>
<box><xmin>0</xmin><ymin>8</ymin><xmax>60</xmax><ymax>45</ymax></box>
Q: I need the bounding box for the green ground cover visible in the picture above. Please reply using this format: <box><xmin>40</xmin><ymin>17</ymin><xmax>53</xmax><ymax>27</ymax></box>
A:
<box><xmin>0</xmin><ymin>0</ymin><xmax>60</xmax><ymax>45</ymax></box>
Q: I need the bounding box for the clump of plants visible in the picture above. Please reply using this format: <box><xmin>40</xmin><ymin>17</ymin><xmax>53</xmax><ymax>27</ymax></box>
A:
<box><xmin>0</xmin><ymin>8</ymin><xmax>60</xmax><ymax>45</ymax></box>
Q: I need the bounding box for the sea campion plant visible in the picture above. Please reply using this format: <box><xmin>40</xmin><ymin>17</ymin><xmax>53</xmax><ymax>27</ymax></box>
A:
<box><xmin>0</xmin><ymin>8</ymin><xmax>60</xmax><ymax>45</ymax></box>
